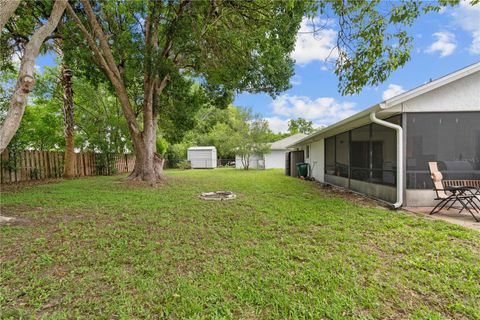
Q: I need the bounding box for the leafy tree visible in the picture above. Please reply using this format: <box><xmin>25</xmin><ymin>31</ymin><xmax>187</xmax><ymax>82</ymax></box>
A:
<box><xmin>209</xmin><ymin>108</ymin><xmax>271</xmax><ymax>170</ymax></box>
<box><xmin>62</xmin><ymin>0</ymin><xmax>304</xmax><ymax>184</ymax></box>
<box><xmin>309</xmin><ymin>0</ymin><xmax>479</xmax><ymax>95</ymax></box>
<box><xmin>0</xmin><ymin>64</ymin><xmax>131</xmax><ymax>174</ymax></box>
<box><xmin>165</xmin><ymin>105</ymin><xmax>276</xmax><ymax>165</ymax></box>
<box><xmin>0</xmin><ymin>0</ymin><xmax>67</xmax><ymax>152</ymax></box>
<box><xmin>288</xmin><ymin>118</ymin><xmax>314</xmax><ymax>135</ymax></box>
<box><xmin>1</xmin><ymin>65</ymin><xmax>64</xmax><ymax>151</ymax></box>
<box><xmin>72</xmin><ymin>77</ymin><xmax>131</xmax><ymax>156</ymax></box>
<box><xmin>157</xmin><ymin>81</ymin><xmax>230</xmax><ymax>145</ymax></box>
<box><xmin>2</xmin><ymin>2</ymin><xmax>79</xmax><ymax>177</ymax></box>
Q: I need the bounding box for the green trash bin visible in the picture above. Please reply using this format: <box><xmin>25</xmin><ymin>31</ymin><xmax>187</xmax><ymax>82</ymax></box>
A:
<box><xmin>296</xmin><ymin>162</ymin><xmax>309</xmax><ymax>178</ymax></box>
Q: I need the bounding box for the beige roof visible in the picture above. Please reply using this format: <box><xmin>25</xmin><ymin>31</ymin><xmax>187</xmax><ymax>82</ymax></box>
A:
<box><xmin>270</xmin><ymin>133</ymin><xmax>307</xmax><ymax>150</ymax></box>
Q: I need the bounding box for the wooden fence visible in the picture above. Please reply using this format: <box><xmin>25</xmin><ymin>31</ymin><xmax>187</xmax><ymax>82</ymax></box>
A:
<box><xmin>0</xmin><ymin>150</ymin><xmax>135</xmax><ymax>184</ymax></box>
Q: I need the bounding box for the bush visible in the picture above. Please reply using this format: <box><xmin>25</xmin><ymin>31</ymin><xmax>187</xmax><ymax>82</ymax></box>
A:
<box><xmin>164</xmin><ymin>143</ymin><xmax>189</xmax><ymax>168</ymax></box>
<box><xmin>156</xmin><ymin>136</ymin><xmax>168</xmax><ymax>156</ymax></box>
<box><xmin>95</xmin><ymin>153</ymin><xmax>116</xmax><ymax>175</ymax></box>
<box><xmin>177</xmin><ymin>160</ymin><xmax>191</xmax><ymax>170</ymax></box>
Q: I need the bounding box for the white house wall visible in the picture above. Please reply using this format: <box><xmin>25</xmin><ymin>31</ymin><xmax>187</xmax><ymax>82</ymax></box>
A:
<box><xmin>388</xmin><ymin>72</ymin><xmax>480</xmax><ymax>113</ymax></box>
<box><xmin>304</xmin><ymin>139</ymin><xmax>324</xmax><ymax>182</ymax></box>
<box><xmin>235</xmin><ymin>154</ymin><xmax>264</xmax><ymax>169</ymax></box>
<box><xmin>264</xmin><ymin>150</ymin><xmax>286</xmax><ymax>169</ymax></box>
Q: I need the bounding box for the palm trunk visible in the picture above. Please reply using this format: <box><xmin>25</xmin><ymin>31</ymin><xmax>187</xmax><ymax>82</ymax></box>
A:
<box><xmin>60</xmin><ymin>64</ymin><xmax>75</xmax><ymax>178</ymax></box>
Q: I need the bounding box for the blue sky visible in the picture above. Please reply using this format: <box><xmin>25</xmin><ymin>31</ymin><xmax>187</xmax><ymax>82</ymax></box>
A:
<box><xmin>234</xmin><ymin>2</ymin><xmax>480</xmax><ymax>132</ymax></box>
<box><xmin>35</xmin><ymin>2</ymin><xmax>479</xmax><ymax>133</ymax></box>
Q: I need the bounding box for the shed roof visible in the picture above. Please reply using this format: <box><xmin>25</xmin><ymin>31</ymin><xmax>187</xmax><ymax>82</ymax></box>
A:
<box><xmin>188</xmin><ymin>146</ymin><xmax>217</xmax><ymax>151</ymax></box>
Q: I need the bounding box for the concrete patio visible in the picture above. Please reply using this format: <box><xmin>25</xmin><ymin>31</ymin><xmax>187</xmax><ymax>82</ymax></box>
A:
<box><xmin>404</xmin><ymin>207</ymin><xmax>480</xmax><ymax>231</ymax></box>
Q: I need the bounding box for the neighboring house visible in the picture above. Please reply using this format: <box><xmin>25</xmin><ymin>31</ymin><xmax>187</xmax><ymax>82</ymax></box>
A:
<box><xmin>235</xmin><ymin>133</ymin><xmax>306</xmax><ymax>169</ymax></box>
<box><xmin>187</xmin><ymin>146</ymin><xmax>217</xmax><ymax>169</ymax></box>
<box><xmin>288</xmin><ymin>62</ymin><xmax>480</xmax><ymax>207</ymax></box>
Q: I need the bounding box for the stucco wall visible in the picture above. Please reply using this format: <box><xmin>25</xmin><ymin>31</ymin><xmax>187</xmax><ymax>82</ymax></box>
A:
<box><xmin>325</xmin><ymin>175</ymin><xmax>349</xmax><ymax>188</ymax></box>
<box><xmin>405</xmin><ymin>190</ymin><xmax>439</xmax><ymax>207</ymax></box>
<box><xmin>264</xmin><ymin>150</ymin><xmax>286</xmax><ymax>169</ymax></box>
<box><xmin>235</xmin><ymin>154</ymin><xmax>264</xmax><ymax>169</ymax></box>
<box><xmin>389</xmin><ymin>72</ymin><xmax>480</xmax><ymax>113</ymax></box>
<box><xmin>304</xmin><ymin>139</ymin><xmax>325</xmax><ymax>182</ymax></box>
<box><xmin>350</xmin><ymin>180</ymin><xmax>397</xmax><ymax>203</ymax></box>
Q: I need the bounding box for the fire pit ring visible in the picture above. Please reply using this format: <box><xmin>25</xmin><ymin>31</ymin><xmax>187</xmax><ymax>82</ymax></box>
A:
<box><xmin>199</xmin><ymin>191</ymin><xmax>236</xmax><ymax>201</ymax></box>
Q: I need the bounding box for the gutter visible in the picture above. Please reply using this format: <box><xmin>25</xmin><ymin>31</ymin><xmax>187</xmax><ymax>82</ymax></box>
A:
<box><xmin>370</xmin><ymin>109</ymin><xmax>403</xmax><ymax>209</ymax></box>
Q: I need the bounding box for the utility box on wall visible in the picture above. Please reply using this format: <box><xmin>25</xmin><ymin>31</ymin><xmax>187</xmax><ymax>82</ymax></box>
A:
<box><xmin>187</xmin><ymin>146</ymin><xmax>217</xmax><ymax>169</ymax></box>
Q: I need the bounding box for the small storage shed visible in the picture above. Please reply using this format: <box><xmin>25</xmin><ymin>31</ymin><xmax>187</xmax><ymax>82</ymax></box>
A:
<box><xmin>187</xmin><ymin>146</ymin><xmax>217</xmax><ymax>169</ymax></box>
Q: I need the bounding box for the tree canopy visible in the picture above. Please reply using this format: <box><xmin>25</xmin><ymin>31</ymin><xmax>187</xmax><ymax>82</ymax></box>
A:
<box><xmin>288</xmin><ymin>118</ymin><xmax>315</xmax><ymax>135</ymax></box>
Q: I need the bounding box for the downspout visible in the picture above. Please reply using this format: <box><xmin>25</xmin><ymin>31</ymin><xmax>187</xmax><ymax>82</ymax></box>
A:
<box><xmin>370</xmin><ymin>110</ymin><xmax>403</xmax><ymax>209</ymax></box>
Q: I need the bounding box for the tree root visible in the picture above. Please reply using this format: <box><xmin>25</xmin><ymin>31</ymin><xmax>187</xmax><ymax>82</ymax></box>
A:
<box><xmin>126</xmin><ymin>153</ymin><xmax>165</xmax><ymax>185</ymax></box>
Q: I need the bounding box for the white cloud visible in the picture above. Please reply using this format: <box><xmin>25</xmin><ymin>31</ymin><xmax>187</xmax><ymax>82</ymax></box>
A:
<box><xmin>382</xmin><ymin>84</ymin><xmax>405</xmax><ymax>100</ymax></box>
<box><xmin>452</xmin><ymin>1</ymin><xmax>480</xmax><ymax>54</ymax></box>
<box><xmin>271</xmin><ymin>95</ymin><xmax>356</xmax><ymax>127</ymax></box>
<box><xmin>426</xmin><ymin>32</ymin><xmax>457</xmax><ymax>57</ymax></box>
<box><xmin>265</xmin><ymin>117</ymin><xmax>289</xmax><ymax>133</ymax></box>
<box><xmin>290</xmin><ymin>75</ymin><xmax>302</xmax><ymax>86</ymax></box>
<box><xmin>292</xmin><ymin>17</ymin><xmax>338</xmax><ymax>65</ymax></box>
<box><xmin>470</xmin><ymin>31</ymin><xmax>480</xmax><ymax>55</ymax></box>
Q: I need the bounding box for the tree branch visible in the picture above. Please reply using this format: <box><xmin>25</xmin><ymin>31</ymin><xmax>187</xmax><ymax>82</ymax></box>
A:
<box><xmin>0</xmin><ymin>0</ymin><xmax>21</xmax><ymax>32</ymax></box>
<box><xmin>0</xmin><ymin>0</ymin><xmax>67</xmax><ymax>153</ymax></box>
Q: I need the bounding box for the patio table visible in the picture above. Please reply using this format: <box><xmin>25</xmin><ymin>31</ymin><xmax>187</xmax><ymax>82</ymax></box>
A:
<box><xmin>445</xmin><ymin>185</ymin><xmax>480</xmax><ymax>212</ymax></box>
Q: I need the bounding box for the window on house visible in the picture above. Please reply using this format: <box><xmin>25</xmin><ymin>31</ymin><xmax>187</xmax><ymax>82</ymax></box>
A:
<box><xmin>306</xmin><ymin>145</ymin><xmax>310</xmax><ymax>159</ymax></box>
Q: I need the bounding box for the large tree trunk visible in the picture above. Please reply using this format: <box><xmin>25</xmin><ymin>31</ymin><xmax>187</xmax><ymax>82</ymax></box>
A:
<box><xmin>0</xmin><ymin>0</ymin><xmax>67</xmax><ymax>153</ymax></box>
<box><xmin>128</xmin><ymin>93</ymin><xmax>165</xmax><ymax>184</ymax></box>
<box><xmin>66</xmin><ymin>0</ymin><xmax>174</xmax><ymax>185</ymax></box>
<box><xmin>0</xmin><ymin>0</ymin><xmax>20</xmax><ymax>32</ymax></box>
<box><xmin>60</xmin><ymin>64</ymin><xmax>75</xmax><ymax>178</ymax></box>
<box><xmin>128</xmin><ymin>143</ymin><xmax>165</xmax><ymax>184</ymax></box>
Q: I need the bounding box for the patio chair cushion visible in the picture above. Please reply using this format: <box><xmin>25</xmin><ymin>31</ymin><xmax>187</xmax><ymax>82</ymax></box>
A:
<box><xmin>431</xmin><ymin>171</ymin><xmax>443</xmax><ymax>182</ymax></box>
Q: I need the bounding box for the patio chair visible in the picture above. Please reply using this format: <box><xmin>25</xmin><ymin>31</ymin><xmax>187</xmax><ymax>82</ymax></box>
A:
<box><xmin>428</xmin><ymin>162</ymin><xmax>479</xmax><ymax>222</ymax></box>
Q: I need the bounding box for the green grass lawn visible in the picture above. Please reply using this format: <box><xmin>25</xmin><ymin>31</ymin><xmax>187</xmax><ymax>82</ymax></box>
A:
<box><xmin>1</xmin><ymin>169</ymin><xmax>479</xmax><ymax>319</ymax></box>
